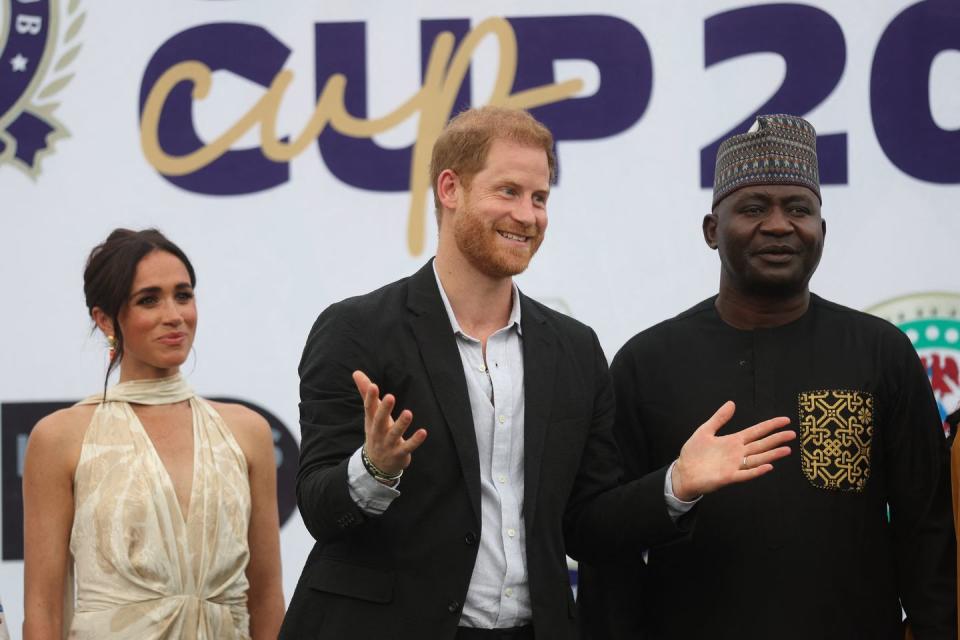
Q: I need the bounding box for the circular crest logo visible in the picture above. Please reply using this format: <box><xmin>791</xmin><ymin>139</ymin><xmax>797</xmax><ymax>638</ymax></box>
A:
<box><xmin>0</xmin><ymin>0</ymin><xmax>83</xmax><ymax>176</ymax></box>
<box><xmin>866</xmin><ymin>292</ymin><xmax>960</xmax><ymax>431</ymax></box>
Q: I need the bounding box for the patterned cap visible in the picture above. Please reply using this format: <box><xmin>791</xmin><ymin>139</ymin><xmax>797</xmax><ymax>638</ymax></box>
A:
<box><xmin>712</xmin><ymin>114</ymin><xmax>821</xmax><ymax>208</ymax></box>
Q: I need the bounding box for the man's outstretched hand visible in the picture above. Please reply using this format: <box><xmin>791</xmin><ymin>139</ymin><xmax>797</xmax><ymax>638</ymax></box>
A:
<box><xmin>353</xmin><ymin>370</ymin><xmax>427</xmax><ymax>476</ymax></box>
<box><xmin>671</xmin><ymin>401</ymin><xmax>795</xmax><ymax>502</ymax></box>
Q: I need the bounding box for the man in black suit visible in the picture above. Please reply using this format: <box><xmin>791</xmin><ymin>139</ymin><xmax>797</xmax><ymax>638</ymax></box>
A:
<box><xmin>280</xmin><ymin>107</ymin><xmax>796</xmax><ymax>640</ymax></box>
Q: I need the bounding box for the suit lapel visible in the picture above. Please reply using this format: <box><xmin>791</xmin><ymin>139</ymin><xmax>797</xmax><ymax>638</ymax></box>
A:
<box><xmin>520</xmin><ymin>294</ymin><xmax>557</xmax><ymax>526</ymax></box>
<box><xmin>407</xmin><ymin>261</ymin><xmax>482</xmax><ymax>523</ymax></box>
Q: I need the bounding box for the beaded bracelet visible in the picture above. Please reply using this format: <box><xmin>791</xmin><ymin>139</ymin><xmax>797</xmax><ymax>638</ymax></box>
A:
<box><xmin>361</xmin><ymin>446</ymin><xmax>403</xmax><ymax>483</ymax></box>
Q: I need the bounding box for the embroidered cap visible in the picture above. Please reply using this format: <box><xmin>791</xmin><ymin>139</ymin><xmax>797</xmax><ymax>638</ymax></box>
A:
<box><xmin>712</xmin><ymin>114</ymin><xmax>821</xmax><ymax>208</ymax></box>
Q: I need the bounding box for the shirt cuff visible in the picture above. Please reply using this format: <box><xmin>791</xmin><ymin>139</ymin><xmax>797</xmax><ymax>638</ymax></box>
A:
<box><xmin>347</xmin><ymin>447</ymin><xmax>401</xmax><ymax>515</ymax></box>
<box><xmin>664</xmin><ymin>459</ymin><xmax>700</xmax><ymax>521</ymax></box>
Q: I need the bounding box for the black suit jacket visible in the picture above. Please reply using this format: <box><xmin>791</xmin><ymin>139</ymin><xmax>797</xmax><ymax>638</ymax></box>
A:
<box><xmin>280</xmin><ymin>261</ymin><xmax>685</xmax><ymax>639</ymax></box>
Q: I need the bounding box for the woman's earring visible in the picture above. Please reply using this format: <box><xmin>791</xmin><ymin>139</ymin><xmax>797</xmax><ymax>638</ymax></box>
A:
<box><xmin>107</xmin><ymin>335</ymin><xmax>118</xmax><ymax>361</ymax></box>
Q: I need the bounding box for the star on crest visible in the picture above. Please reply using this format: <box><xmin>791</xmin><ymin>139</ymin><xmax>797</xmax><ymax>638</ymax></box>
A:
<box><xmin>10</xmin><ymin>54</ymin><xmax>28</xmax><ymax>72</ymax></box>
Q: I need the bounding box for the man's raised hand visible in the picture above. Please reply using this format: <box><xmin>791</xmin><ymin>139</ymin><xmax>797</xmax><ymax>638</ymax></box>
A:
<box><xmin>671</xmin><ymin>401</ymin><xmax>795</xmax><ymax>502</ymax></box>
<box><xmin>353</xmin><ymin>370</ymin><xmax>427</xmax><ymax>476</ymax></box>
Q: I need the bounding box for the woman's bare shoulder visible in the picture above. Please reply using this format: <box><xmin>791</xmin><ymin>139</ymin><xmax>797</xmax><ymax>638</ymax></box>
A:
<box><xmin>206</xmin><ymin>400</ymin><xmax>272</xmax><ymax>455</ymax></box>
<box><xmin>33</xmin><ymin>404</ymin><xmax>97</xmax><ymax>437</ymax></box>
<box><xmin>27</xmin><ymin>404</ymin><xmax>97</xmax><ymax>464</ymax></box>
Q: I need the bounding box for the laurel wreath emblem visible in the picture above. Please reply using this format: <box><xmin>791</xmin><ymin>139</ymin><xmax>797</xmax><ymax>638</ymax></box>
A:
<box><xmin>37</xmin><ymin>0</ymin><xmax>84</xmax><ymax>102</ymax></box>
<box><xmin>0</xmin><ymin>0</ymin><xmax>84</xmax><ymax>176</ymax></box>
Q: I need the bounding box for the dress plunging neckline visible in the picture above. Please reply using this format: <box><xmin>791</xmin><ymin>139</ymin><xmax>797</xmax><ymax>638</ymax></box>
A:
<box><xmin>129</xmin><ymin>401</ymin><xmax>198</xmax><ymax>527</ymax></box>
<box><xmin>87</xmin><ymin>373</ymin><xmax>199</xmax><ymax>525</ymax></box>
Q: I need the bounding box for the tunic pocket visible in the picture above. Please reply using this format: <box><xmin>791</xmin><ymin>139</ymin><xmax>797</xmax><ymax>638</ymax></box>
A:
<box><xmin>798</xmin><ymin>389</ymin><xmax>874</xmax><ymax>492</ymax></box>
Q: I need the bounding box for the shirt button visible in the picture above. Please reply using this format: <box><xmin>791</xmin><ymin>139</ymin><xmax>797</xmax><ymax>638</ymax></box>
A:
<box><xmin>479</xmin><ymin>364</ymin><xmax>486</xmax><ymax>372</ymax></box>
<box><xmin>507</xmin><ymin>528</ymin><xmax>516</xmax><ymax>538</ymax></box>
<box><xmin>464</xmin><ymin>531</ymin><xmax>478</xmax><ymax>545</ymax></box>
<box><xmin>738</xmin><ymin>359</ymin><xmax>748</xmax><ymax>366</ymax></box>
<box><xmin>498</xmin><ymin>415</ymin><xmax>506</xmax><ymax>424</ymax></box>
<box><xmin>447</xmin><ymin>600</ymin><xmax>461</xmax><ymax>613</ymax></box>
<box><xmin>505</xmin><ymin>588</ymin><xmax>514</xmax><ymax>598</ymax></box>
<box><xmin>498</xmin><ymin>475</ymin><xmax>507</xmax><ymax>484</ymax></box>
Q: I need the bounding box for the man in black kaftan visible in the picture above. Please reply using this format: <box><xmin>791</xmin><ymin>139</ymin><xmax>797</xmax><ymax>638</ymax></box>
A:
<box><xmin>578</xmin><ymin>115</ymin><xmax>956</xmax><ymax>640</ymax></box>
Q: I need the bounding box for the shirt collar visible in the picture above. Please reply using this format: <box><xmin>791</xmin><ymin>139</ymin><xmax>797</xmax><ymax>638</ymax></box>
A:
<box><xmin>432</xmin><ymin>259</ymin><xmax>523</xmax><ymax>337</ymax></box>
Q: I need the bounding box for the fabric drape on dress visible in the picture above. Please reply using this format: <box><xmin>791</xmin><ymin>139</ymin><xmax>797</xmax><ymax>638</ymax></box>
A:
<box><xmin>67</xmin><ymin>374</ymin><xmax>251</xmax><ymax>639</ymax></box>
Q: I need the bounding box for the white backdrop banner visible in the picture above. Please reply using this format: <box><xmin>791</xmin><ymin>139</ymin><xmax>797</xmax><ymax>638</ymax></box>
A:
<box><xmin>3</xmin><ymin>0</ymin><xmax>960</xmax><ymax>634</ymax></box>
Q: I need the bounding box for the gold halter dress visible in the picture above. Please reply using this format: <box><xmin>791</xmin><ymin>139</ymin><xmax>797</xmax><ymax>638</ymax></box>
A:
<box><xmin>67</xmin><ymin>374</ymin><xmax>251</xmax><ymax>639</ymax></box>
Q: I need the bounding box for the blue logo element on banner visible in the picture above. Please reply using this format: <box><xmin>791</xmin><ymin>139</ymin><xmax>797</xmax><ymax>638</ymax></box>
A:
<box><xmin>0</xmin><ymin>0</ymin><xmax>83</xmax><ymax>176</ymax></box>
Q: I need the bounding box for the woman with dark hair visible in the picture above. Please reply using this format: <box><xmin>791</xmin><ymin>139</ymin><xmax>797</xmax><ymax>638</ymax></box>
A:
<box><xmin>22</xmin><ymin>229</ymin><xmax>284</xmax><ymax>639</ymax></box>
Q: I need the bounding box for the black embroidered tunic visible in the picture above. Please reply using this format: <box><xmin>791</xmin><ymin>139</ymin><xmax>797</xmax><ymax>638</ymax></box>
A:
<box><xmin>579</xmin><ymin>295</ymin><xmax>956</xmax><ymax>640</ymax></box>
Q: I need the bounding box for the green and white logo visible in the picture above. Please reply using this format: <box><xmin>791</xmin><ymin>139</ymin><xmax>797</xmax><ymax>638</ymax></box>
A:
<box><xmin>866</xmin><ymin>292</ymin><xmax>960</xmax><ymax>428</ymax></box>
